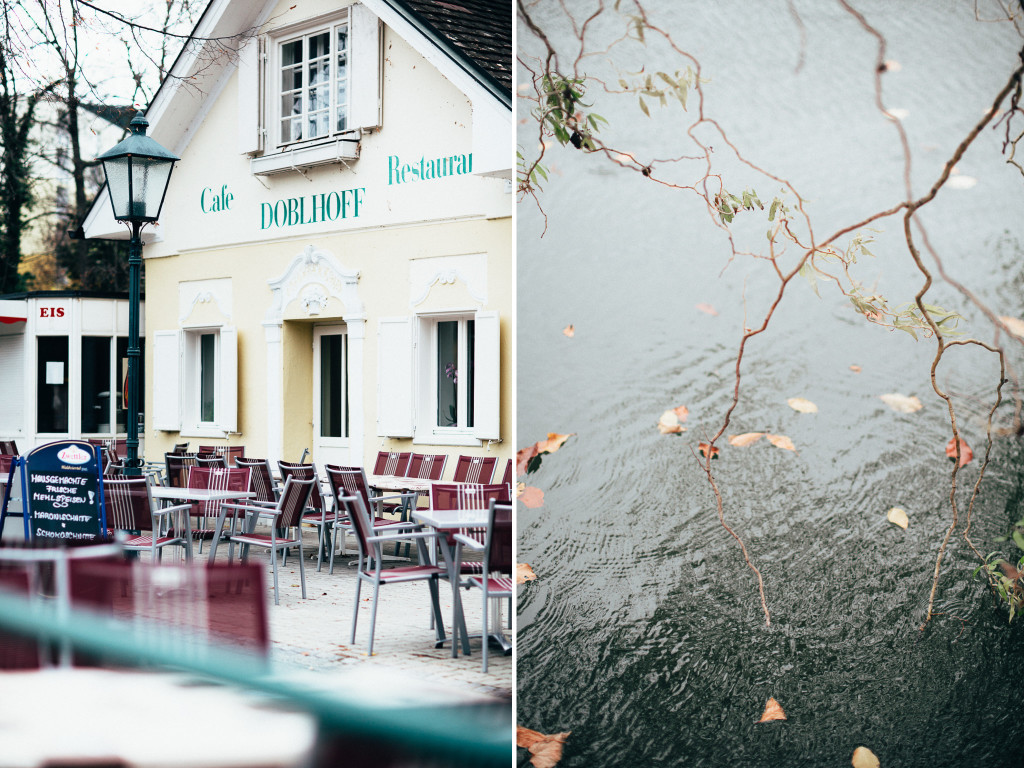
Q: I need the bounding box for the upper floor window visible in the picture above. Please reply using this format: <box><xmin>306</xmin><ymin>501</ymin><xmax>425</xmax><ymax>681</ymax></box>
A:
<box><xmin>278</xmin><ymin>22</ymin><xmax>350</xmax><ymax>146</ymax></box>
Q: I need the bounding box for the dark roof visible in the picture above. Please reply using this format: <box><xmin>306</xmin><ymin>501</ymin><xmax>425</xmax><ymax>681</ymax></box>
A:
<box><xmin>388</xmin><ymin>0</ymin><xmax>511</xmax><ymax>105</ymax></box>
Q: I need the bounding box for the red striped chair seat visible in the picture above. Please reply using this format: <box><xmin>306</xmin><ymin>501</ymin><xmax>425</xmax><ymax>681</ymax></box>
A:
<box><xmin>230</xmin><ymin>532</ymin><xmax>300</xmax><ymax>547</ymax></box>
<box><xmin>468</xmin><ymin>575</ymin><xmax>513</xmax><ymax>594</ymax></box>
<box><xmin>377</xmin><ymin>564</ymin><xmax>446</xmax><ymax>583</ymax></box>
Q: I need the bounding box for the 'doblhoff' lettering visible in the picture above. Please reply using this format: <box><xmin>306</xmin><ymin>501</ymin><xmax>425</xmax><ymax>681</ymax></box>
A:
<box><xmin>260</xmin><ymin>187</ymin><xmax>365</xmax><ymax>230</ymax></box>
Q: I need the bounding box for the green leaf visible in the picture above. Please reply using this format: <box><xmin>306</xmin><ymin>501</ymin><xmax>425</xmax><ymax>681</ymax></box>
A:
<box><xmin>799</xmin><ymin>262</ymin><xmax>820</xmax><ymax>297</ymax></box>
<box><xmin>678</xmin><ymin>81</ymin><xmax>688</xmax><ymax>110</ymax></box>
<box><xmin>1013</xmin><ymin>530</ymin><xmax>1024</xmax><ymax>551</ymax></box>
<box><xmin>657</xmin><ymin>71</ymin><xmax>674</xmax><ymax>85</ymax></box>
<box><xmin>769</xmin><ymin>200</ymin><xmax>779</xmax><ymax>221</ymax></box>
<box><xmin>638</xmin><ymin>96</ymin><xmax>650</xmax><ymax>117</ymax></box>
<box><xmin>895</xmin><ymin>324</ymin><xmax>919</xmax><ymax>340</ymax></box>
<box><xmin>526</xmin><ymin>454</ymin><xmax>543</xmax><ymax>474</ymax></box>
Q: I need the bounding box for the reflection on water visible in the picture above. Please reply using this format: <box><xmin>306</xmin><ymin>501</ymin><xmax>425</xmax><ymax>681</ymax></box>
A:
<box><xmin>517</xmin><ymin>2</ymin><xmax>1024</xmax><ymax>765</ymax></box>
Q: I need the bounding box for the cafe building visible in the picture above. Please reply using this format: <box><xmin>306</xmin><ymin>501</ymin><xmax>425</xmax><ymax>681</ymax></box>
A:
<box><xmin>80</xmin><ymin>0</ymin><xmax>514</xmax><ymax>471</ymax></box>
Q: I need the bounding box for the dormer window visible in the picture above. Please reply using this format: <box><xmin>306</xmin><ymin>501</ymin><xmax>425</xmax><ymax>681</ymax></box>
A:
<box><xmin>277</xmin><ymin>21</ymin><xmax>350</xmax><ymax>147</ymax></box>
<box><xmin>238</xmin><ymin>4</ymin><xmax>382</xmax><ymax>176</ymax></box>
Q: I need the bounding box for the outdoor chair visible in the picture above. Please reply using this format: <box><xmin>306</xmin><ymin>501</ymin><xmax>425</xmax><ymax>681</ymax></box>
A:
<box><xmin>406</xmin><ymin>453</ymin><xmax>447</xmax><ymax>481</ymax></box>
<box><xmin>0</xmin><ymin>569</ymin><xmax>39</xmax><ymax>669</ymax></box>
<box><xmin>335</xmin><ymin>493</ymin><xmax>446</xmax><ymax>656</ymax></box>
<box><xmin>185</xmin><ymin>467</ymin><xmax>251</xmax><ymax>554</ymax></box>
<box><xmin>452</xmin><ymin>455</ymin><xmax>497</xmax><ymax>484</ymax></box>
<box><xmin>323</xmin><ymin>465</ymin><xmax>418</xmax><ymax>573</ymax></box>
<box><xmin>453</xmin><ymin>498</ymin><xmax>513</xmax><ymax>672</ymax></box>
<box><xmin>164</xmin><ymin>452</ymin><xmax>198</xmax><ymax>488</ymax></box>
<box><xmin>103</xmin><ymin>476</ymin><xmax>192</xmax><ymax>562</ymax></box>
<box><xmin>278</xmin><ymin>461</ymin><xmax>337</xmax><ymax>572</ymax></box>
<box><xmin>199</xmin><ymin>445</ymin><xmax>245</xmax><ymax>466</ymax></box>
<box><xmin>221</xmin><ymin>476</ymin><xmax>315</xmax><ymax>605</ymax></box>
<box><xmin>172</xmin><ymin>442</ymin><xmax>190</xmax><ymax>454</ymax></box>
<box><xmin>429</xmin><ymin>483</ymin><xmax>507</xmax><ymax>578</ymax></box>
<box><xmin>498</xmin><ymin>458</ymin><xmax>513</xmax><ymax>502</ymax></box>
<box><xmin>196</xmin><ymin>453</ymin><xmax>228</xmax><ymax>468</ymax></box>
<box><xmin>235</xmin><ymin>457</ymin><xmax>280</xmax><ymax>504</ymax></box>
<box><xmin>373</xmin><ymin>450</ymin><xmax>411</xmax><ymax>477</ymax></box>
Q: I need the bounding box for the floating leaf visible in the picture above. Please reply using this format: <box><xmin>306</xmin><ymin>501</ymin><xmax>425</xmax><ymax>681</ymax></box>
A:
<box><xmin>880</xmin><ymin>393</ymin><xmax>923</xmax><ymax>413</ymax></box>
<box><xmin>787</xmin><ymin>397</ymin><xmax>818</xmax><ymax>413</ymax></box>
<box><xmin>537</xmin><ymin>433</ymin><xmax>574</xmax><ymax>454</ymax></box>
<box><xmin>698</xmin><ymin>442</ymin><xmax>720</xmax><ymax>460</ymax></box>
<box><xmin>999</xmin><ymin>316</ymin><xmax>1024</xmax><ymax>338</ymax></box>
<box><xmin>757</xmin><ymin>697</ymin><xmax>787</xmax><ymax>723</ymax></box>
<box><xmin>851</xmin><ymin>746</ymin><xmax>880</xmax><ymax>768</ymax></box>
<box><xmin>563</xmin><ymin>324</ymin><xmax>575</xmax><ymax>338</ymax></box>
<box><xmin>729</xmin><ymin>432</ymin><xmax>765</xmax><ymax>447</ymax></box>
<box><xmin>518</xmin><ymin>484</ymin><xmax>544</xmax><ymax>508</ymax></box>
<box><xmin>657</xmin><ymin>409</ymin><xmax>687</xmax><ymax>435</ymax></box>
<box><xmin>945</xmin><ymin>437</ymin><xmax>973</xmax><ymax>467</ymax></box>
<box><xmin>887</xmin><ymin>507</ymin><xmax>909</xmax><ymax>530</ymax></box>
<box><xmin>765</xmin><ymin>434</ymin><xmax>797</xmax><ymax>452</ymax></box>
<box><xmin>673</xmin><ymin>405</ymin><xmax>690</xmax><ymax>421</ymax></box>
<box><xmin>517</xmin><ymin>727</ymin><xmax>571</xmax><ymax>768</ymax></box>
<box><xmin>850</xmin><ymin>365</ymin><xmax>862</xmax><ymax>373</ymax></box>
<box><xmin>516</xmin><ymin>563</ymin><xmax>538</xmax><ymax>584</ymax></box>
<box><xmin>696</xmin><ymin>302</ymin><xmax>719</xmax><ymax>316</ymax></box>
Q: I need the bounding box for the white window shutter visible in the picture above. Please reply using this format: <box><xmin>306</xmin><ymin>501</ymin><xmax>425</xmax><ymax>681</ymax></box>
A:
<box><xmin>219</xmin><ymin>326</ymin><xmax>238</xmax><ymax>433</ymax></box>
<box><xmin>377</xmin><ymin>317</ymin><xmax>413</xmax><ymax>437</ymax></box>
<box><xmin>152</xmin><ymin>331</ymin><xmax>182</xmax><ymax>431</ymax></box>
<box><xmin>237</xmin><ymin>36</ymin><xmax>264</xmax><ymax>155</ymax></box>
<box><xmin>472</xmin><ymin>311</ymin><xmax>500</xmax><ymax>440</ymax></box>
<box><xmin>350</xmin><ymin>3</ymin><xmax>382</xmax><ymax>130</ymax></box>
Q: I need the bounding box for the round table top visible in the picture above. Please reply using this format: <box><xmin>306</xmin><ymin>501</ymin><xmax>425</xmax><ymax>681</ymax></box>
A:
<box><xmin>0</xmin><ymin>668</ymin><xmax>316</xmax><ymax>768</ymax></box>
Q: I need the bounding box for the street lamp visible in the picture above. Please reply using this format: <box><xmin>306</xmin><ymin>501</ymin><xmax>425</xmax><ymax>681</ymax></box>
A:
<box><xmin>98</xmin><ymin>110</ymin><xmax>178</xmax><ymax>474</ymax></box>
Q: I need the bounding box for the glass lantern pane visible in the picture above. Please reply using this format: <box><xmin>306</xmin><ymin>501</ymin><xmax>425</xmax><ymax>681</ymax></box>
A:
<box><xmin>130</xmin><ymin>156</ymin><xmax>173</xmax><ymax>219</ymax></box>
<box><xmin>102</xmin><ymin>158</ymin><xmax>131</xmax><ymax>219</ymax></box>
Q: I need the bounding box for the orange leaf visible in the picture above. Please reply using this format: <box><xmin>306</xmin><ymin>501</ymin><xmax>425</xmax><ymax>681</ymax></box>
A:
<box><xmin>698</xmin><ymin>442</ymin><xmax>720</xmax><ymax>459</ymax></box>
<box><xmin>945</xmin><ymin>437</ymin><xmax>973</xmax><ymax>467</ymax></box>
<box><xmin>673</xmin><ymin>405</ymin><xmax>689</xmax><ymax>421</ymax></box>
<box><xmin>516</xmin><ymin>445</ymin><xmax>540</xmax><ymax>476</ymax></box>
<box><xmin>1000</xmin><ymin>315</ymin><xmax>1024</xmax><ymax>338</ymax></box>
<box><xmin>696</xmin><ymin>302</ymin><xmax>719</xmax><ymax>316</ymax></box>
<box><xmin>518</xmin><ymin>485</ymin><xmax>544</xmax><ymax>508</ymax></box>
<box><xmin>517</xmin><ymin>728</ymin><xmax>571</xmax><ymax>768</ymax></box>
<box><xmin>537</xmin><ymin>433</ymin><xmax>574</xmax><ymax>454</ymax></box>
<box><xmin>851</xmin><ymin>746</ymin><xmax>880</xmax><ymax>768</ymax></box>
<box><xmin>729</xmin><ymin>432</ymin><xmax>765</xmax><ymax>447</ymax></box>
<box><xmin>563</xmin><ymin>324</ymin><xmax>575</xmax><ymax>338</ymax></box>
<box><xmin>787</xmin><ymin>397</ymin><xmax>818</xmax><ymax>413</ymax></box>
<box><xmin>880</xmin><ymin>393</ymin><xmax>923</xmax><ymax>413</ymax></box>
<box><xmin>657</xmin><ymin>410</ymin><xmax>687</xmax><ymax>434</ymax></box>
<box><xmin>849</xmin><ymin>364</ymin><xmax>862</xmax><ymax>373</ymax></box>
<box><xmin>516</xmin><ymin>563</ymin><xmax>538</xmax><ymax>584</ymax></box>
<box><xmin>765</xmin><ymin>433</ymin><xmax>797</xmax><ymax>452</ymax></box>
<box><xmin>757</xmin><ymin>697</ymin><xmax>787</xmax><ymax>723</ymax></box>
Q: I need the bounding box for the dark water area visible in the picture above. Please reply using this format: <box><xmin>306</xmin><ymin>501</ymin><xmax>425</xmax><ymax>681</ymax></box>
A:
<box><xmin>517</xmin><ymin>2</ymin><xmax>1024</xmax><ymax>766</ymax></box>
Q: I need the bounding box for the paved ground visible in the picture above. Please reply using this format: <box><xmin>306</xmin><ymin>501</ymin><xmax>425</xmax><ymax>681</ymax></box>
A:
<box><xmin>204</xmin><ymin>526</ymin><xmax>513</xmax><ymax>702</ymax></box>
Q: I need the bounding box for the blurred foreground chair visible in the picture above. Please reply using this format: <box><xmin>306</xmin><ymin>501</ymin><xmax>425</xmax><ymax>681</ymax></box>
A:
<box><xmin>336</xmin><ymin>493</ymin><xmax>446</xmax><ymax>656</ymax></box>
<box><xmin>453</xmin><ymin>499</ymin><xmax>513</xmax><ymax>672</ymax></box>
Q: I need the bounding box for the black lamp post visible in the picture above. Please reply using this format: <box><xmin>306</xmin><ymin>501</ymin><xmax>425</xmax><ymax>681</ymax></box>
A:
<box><xmin>98</xmin><ymin>110</ymin><xmax>178</xmax><ymax>475</ymax></box>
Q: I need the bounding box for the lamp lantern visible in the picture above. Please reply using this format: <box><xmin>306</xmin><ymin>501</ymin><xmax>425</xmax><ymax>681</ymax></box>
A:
<box><xmin>98</xmin><ymin>110</ymin><xmax>178</xmax><ymax>475</ymax></box>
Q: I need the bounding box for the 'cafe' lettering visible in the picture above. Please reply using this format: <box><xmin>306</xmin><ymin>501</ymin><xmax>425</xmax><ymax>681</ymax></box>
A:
<box><xmin>200</xmin><ymin>184</ymin><xmax>234</xmax><ymax>213</ymax></box>
<box><xmin>261</xmin><ymin>187</ymin><xmax>365</xmax><ymax>230</ymax></box>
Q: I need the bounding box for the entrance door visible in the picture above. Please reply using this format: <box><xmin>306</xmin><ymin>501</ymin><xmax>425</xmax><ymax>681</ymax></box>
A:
<box><xmin>312</xmin><ymin>325</ymin><xmax>349</xmax><ymax>468</ymax></box>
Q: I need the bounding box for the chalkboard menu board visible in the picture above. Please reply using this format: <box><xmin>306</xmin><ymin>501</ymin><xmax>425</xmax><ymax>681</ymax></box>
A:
<box><xmin>24</xmin><ymin>440</ymin><xmax>105</xmax><ymax>542</ymax></box>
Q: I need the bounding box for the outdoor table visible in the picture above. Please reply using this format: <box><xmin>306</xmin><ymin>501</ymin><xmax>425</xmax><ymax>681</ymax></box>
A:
<box><xmin>150</xmin><ymin>486</ymin><xmax>255</xmax><ymax>564</ymax></box>
<box><xmin>366</xmin><ymin>474</ymin><xmax>438</xmax><ymax>494</ymax></box>
<box><xmin>411</xmin><ymin>507</ymin><xmax>510</xmax><ymax>659</ymax></box>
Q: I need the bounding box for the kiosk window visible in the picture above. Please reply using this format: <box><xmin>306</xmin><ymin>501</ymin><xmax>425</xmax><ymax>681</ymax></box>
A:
<box><xmin>37</xmin><ymin>336</ymin><xmax>68</xmax><ymax>433</ymax></box>
<box><xmin>81</xmin><ymin>337</ymin><xmax>111</xmax><ymax>433</ymax></box>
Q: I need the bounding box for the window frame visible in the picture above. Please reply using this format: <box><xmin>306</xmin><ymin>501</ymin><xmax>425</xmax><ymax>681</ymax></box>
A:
<box><xmin>153</xmin><ymin>326</ymin><xmax>237</xmax><ymax>438</ymax></box>
<box><xmin>313</xmin><ymin>324</ymin><xmax>350</xmax><ymax>446</ymax></box>
<box><xmin>270</xmin><ymin>11</ymin><xmax>352</xmax><ymax>152</ymax></box>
